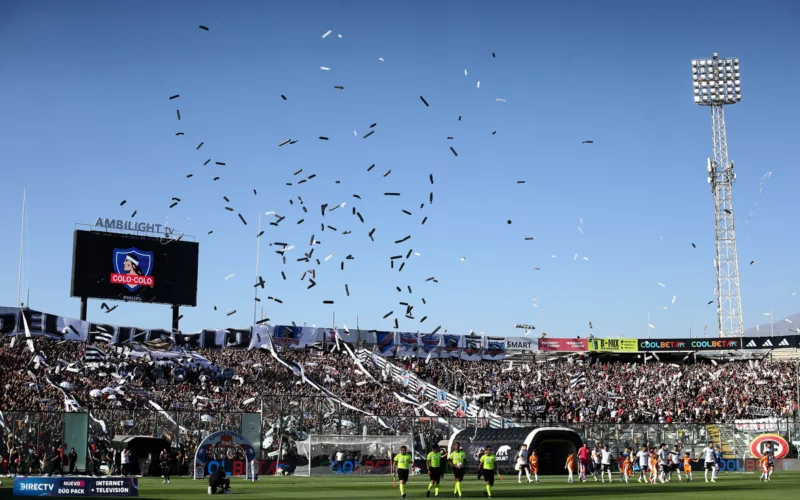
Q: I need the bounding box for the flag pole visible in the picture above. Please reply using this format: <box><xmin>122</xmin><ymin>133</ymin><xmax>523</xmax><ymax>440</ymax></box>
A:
<box><xmin>253</xmin><ymin>212</ymin><xmax>262</xmax><ymax>327</ymax></box>
<box><xmin>17</xmin><ymin>188</ymin><xmax>26</xmax><ymax>308</ymax></box>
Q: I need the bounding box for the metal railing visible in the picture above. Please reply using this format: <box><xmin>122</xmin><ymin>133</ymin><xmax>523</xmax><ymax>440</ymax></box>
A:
<box><xmin>2</xmin><ymin>397</ymin><xmax>798</xmax><ymax>467</ymax></box>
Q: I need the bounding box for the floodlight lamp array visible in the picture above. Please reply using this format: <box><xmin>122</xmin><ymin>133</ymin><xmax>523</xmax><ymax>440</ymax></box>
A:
<box><xmin>691</xmin><ymin>55</ymin><xmax>741</xmax><ymax>105</ymax></box>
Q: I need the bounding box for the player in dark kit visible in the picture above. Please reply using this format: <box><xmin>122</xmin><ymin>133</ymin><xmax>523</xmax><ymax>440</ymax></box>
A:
<box><xmin>68</xmin><ymin>448</ymin><xmax>78</xmax><ymax>474</ymax></box>
<box><xmin>160</xmin><ymin>449</ymin><xmax>171</xmax><ymax>484</ymax></box>
<box><xmin>208</xmin><ymin>465</ymin><xmax>231</xmax><ymax>494</ymax></box>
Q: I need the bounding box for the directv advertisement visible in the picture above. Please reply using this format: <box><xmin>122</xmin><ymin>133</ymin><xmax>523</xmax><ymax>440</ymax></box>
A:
<box><xmin>70</xmin><ymin>230</ymin><xmax>199</xmax><ymax>306</ymax></box>
<box><xmin>13</xmin><ymin>477</ymin><xmax>138</xmax><ymax>497</ymax></box>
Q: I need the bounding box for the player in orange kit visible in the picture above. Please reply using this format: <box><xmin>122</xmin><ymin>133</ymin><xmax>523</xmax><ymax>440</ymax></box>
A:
<box><xmin>758</xmin><ymin>455</ymin><xmax>769</xmax><ymax>482</ymax></box>
<box><xmin>683</xmin><ymin>453</ymin><xmax>697</xmax><ymax>482</ymax></box>
<box><xmin>529</xmin><ymin>450</ymin><xmax>539</xmax><ymax>483</ymax></box>
<box><xmin>620</xmin><ymin>449</ymin><xmax>632</xmax><ymax>483</ymax></box>
<box><xmin>565</xmin><ymin>453</ymin><xmax>575</xmax><ymax>483</ymax></box>
<box><xmin>648</xmin><ymin>448</ymin><xmax>659</xmax><ymax>484</ymax></box>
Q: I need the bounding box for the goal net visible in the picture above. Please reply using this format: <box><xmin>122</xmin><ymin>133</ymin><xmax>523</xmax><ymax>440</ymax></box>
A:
<box><xmin>294</xmin><ymin>435</ymin><xmax>415</xmax><ymax>476</ymax></box>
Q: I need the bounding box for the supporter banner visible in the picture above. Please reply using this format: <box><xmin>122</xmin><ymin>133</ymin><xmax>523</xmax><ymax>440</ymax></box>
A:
<box><xmin>396</xmin><ymin>332</ymin><xmax>420</xmax><ymax>357</ymax></box>
<box><xmin>419</xmin><ymin>333</ymin><xmax>441</xmax><ymax>358</ymax></box>
<box><xmin>0</xmin><ymin>307</ymin><xmax>87</xmax><ymax>341</ymax></box>
<box><xmin>503</xmin><ymin>337</ymin><xmax>536</xmax><ymax>351</ymax></box>
<box><xmin>13</xmin><ymin>477</ymin><xmax>138</xmax><ymax>497</ymax></box>
<box><xmin>741</xmin><ymin>336</ymin><xmax>798</xmax><ymax>349</ymax></box>
<box><xmin>538</xmin><ymin>338</ymin><xmax>588</xmax><ymax>352</ymax></box>
<box><xmin>7</xmin><ymin>305</ymin><xmax>800</xmax><ymax>357</ymax></box>
<box><xmin>638</xmin><ymin>338</ymin><xmax>740</xmax><ymax>351</ymax></box>
<box><xmin>460</xmin><ymin>335</ymin><xmax>483</xmax><ymax>361</ymax></box>
<box><xmin>270</xmin><ymin>325</ymin><xmax>322</xmax><ymax>349</ymax></box>
<box><xmin>735</xmin><ymin>418</ymin><xmax>780</xmax><ymax>432</ymax></box>
<box><xmin>482</xmin><ymin>337</ymin><xmax>506</xmax><ymax>361</ymax></box>
<box><xmin>374</xmin><ymin>331</ymin><xmax>397</xmax><ymax>357</ymax></box>
<box><xmin>439</xmin><ymin>334</ymin><xmax>463</xmax><ymax>358</ymax></box>
<box><xmin>248</xmin><ymin>325</ymin><xmax>273</xmax><ymax>349</ymax></box>
<box><xmin>589</xmin><ymin>338</ymin><xmax>638</xmax><ymax>352</ymax></box>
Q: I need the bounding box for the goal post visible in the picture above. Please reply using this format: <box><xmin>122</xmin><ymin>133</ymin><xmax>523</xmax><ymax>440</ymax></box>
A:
<box><xmin>294</xmin><ymin>435</ymin><xmax>414</xmax><ymax>476</ymax></box>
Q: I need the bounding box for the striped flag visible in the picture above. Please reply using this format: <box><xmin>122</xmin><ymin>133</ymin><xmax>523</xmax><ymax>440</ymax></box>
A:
<box><xmin>84</xmin><ymin>346</ymin><xmax>107</xmax><ymax>364</ymax></box>
<box><xmin>570</xmin><ymin>372</ymin><xmax>587</xmax><ymax>389</ymax></box>
<box><xmin>90</xmin><ymin>327</ymin><xmax>114</xmax><ymax>344</ymax></box>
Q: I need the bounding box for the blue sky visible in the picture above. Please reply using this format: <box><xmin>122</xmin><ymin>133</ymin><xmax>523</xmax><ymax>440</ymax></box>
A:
<box><xmin>1</xmin><ymin>0</ymin><xmax>798</xmax><ymax>337</ymax></box>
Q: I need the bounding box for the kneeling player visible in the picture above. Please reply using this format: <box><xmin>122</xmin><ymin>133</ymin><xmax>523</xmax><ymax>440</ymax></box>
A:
<box><xmin>208</xmin><ymin>466</ymin><xmax>231</xmax><ymax>495</ymax></box>
<box><xmin>426</xmin><ymin>446</ymin><xmax>442</xmax><ymax>498</ymax></box>
<box><xmin>449</xmin><ymin>442</ymin><xmax>467</xmax><ymax>499</ymax></box>
<box><xmin>478</xmin><ymin>446</ymin><xmax>497</xmax><ymax>498</ymax></box>
<box><xmin>394</xmin><ymin>446</ymin><xmax>413</xmax><ymax>499</ymax></box>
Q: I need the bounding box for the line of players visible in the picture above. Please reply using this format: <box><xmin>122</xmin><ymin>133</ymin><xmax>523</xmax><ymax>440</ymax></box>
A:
<box><xmin>565</xmin><ymin>440</ymin><xmax>777</xmax><ymax>484</ymax></box>
<box><xmin>392</xmin><ymin>439</ymin><xmax>778</xmax><ymax>498</ymax></box>
<box><xmin>393</xmin><ymin>442</ymin><xmax>538</xmax><ymax>499</ymax></box>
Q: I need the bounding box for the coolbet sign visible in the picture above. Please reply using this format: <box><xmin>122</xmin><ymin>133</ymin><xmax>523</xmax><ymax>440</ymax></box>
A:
<box><xmin>638</xmin><ymin>338</ymin><xmax>739</xmax><ymax>351</ymax></box>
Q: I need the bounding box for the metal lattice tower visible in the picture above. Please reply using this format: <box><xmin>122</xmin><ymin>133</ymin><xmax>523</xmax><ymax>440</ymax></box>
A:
<box><xmin>692</xmin><ymin>53</ymin><xmax>743</xmax><ymax>337</ymax></box>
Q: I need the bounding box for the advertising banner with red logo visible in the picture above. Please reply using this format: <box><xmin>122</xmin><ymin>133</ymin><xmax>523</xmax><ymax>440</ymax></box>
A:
<box><xmin>538</xmin><ymin>338</ymin><xmax>588</xmax><ymax>352</ymax></box>
<box><xmin>750</xmin><ymin>434</ymin><xmax>789</xmax><ymax>459</ymax></box>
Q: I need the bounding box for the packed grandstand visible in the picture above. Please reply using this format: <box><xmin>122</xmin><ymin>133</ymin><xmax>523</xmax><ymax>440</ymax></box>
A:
<box><xmin>1</xmin><ymin>305</ymin><xmax>798</xmax><ymax>478</ymax></box>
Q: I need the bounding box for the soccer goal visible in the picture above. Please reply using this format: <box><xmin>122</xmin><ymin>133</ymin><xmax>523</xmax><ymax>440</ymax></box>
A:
<box><xmin>294</xmin><ymin>435</ymin><xmax>415</xmax><ymax>476</ymax></box>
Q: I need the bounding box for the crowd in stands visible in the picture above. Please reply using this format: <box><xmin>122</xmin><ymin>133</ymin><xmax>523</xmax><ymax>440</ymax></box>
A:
<box><xmin>1</xmin><ymin>334</ymin><xmax>798</xmax><ymax>476</ymax></box>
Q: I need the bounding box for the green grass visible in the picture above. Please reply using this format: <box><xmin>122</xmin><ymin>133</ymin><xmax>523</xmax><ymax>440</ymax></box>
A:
<box><xmin>1</xmin><ymin>473</ymin><xmax>798</xmax><ymax>499</ymax></box>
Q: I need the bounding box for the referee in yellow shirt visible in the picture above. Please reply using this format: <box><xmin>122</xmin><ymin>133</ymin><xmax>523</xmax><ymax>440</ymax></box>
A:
<box><xmin>426</xmin><ymin>447</ymin><xmax>442</xmax><ymax>498</ymax></box>
<box><xmin>394</xmin><ymin>446</ymin><xmax>413</xmax><ymax>499</ymax></box>
<box><xmin>448</xmin><ymin>442</ymin><xmax>467</xmax><ymax>498</ymax></box>
<box><xmin>478</xmin><ymin>445</ymin><xmax>497</xmax><ymax>498</ymax></box>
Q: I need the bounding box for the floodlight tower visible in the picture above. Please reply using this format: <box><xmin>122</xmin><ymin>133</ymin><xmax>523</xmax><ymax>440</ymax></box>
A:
<box><xmin>691</xmin><ymin>53</ymin><xmax>743</xmax><ymax>338</ymax></box>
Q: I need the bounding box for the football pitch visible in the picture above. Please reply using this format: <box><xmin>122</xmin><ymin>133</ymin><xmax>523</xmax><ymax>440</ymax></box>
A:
<box><xmin>2</xmin><ymin>473</ymin><xmax>799</xmax><ymax>499</ymax></box>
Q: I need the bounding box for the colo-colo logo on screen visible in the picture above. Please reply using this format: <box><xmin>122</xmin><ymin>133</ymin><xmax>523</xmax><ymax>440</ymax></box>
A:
<box><xmin>111</xmin><ymin>247</ymin><xmax>155</xmax><ymax>291</ymax></box>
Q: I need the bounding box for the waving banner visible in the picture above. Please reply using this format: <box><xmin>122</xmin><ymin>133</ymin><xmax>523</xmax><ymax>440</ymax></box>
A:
<box><xmin>439</xmin><ymin>334</ymin><xmax>463</xmax><ymax>358</ymax></box>
<box><xmin>482</xmin><ymin>337</ymin><xmax>506</xmax><ymax>361</ymax></box>
<box><xmin>374</xmin><ymin>331</ymin><xmax>397</xmax><ymax>357</ymax></box>
<box><xmin>270</xmin><ymin>325</ymin><xmax>322</xmax><ymax>349</ymax></box>
<box><xmin>420</xmin><ymin>333</ymin><xmax>441</xmax><ymax>358</ymax></box>
<box><xmin>4</xmin><ymin>307</ymin><xmax>799</xmax><ymax>359</ymax></box>
<box><xmin>461</xmin><ymin>336</ymin><xmax>483</xmax><ymax>361</ymax></box>
<box><xmin>396</xmin><ymin>332</ymin><xmax>420</xmax><ymax>357</ymax></box>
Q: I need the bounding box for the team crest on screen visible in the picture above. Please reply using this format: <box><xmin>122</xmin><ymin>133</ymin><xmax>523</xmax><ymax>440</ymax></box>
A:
<box><xmin>111</xmin><ymin>247</ymin><xmax>155</xmax><ymax>292</ymax></box>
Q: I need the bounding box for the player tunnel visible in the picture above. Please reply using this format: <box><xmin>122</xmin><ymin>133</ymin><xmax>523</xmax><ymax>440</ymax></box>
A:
<box><xmin>529</xmin><ymin>428</ymin><xmax>583</xmax><ymax>475</ymax></box>
<box><xmin>449</xmin><ymin>426</ymin><xmax>582</xmax><ymax>475</ymax></box>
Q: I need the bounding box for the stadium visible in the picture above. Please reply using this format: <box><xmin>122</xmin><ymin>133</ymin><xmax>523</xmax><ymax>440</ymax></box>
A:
<box><xmin>2</xmin><ymin>2</ymin><xmax>800</xmax><ymax>500</ymax></box>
